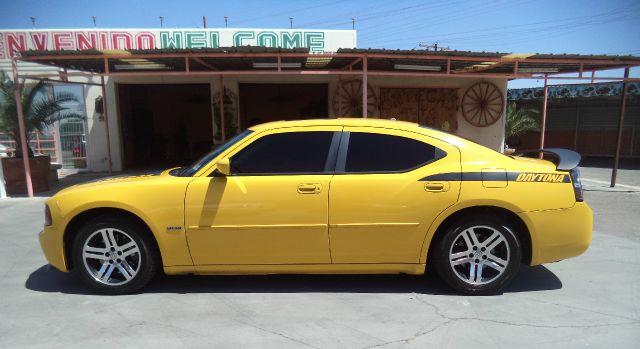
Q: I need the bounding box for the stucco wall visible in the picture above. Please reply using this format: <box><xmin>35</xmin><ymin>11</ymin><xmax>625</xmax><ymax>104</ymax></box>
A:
<box><xmin>93</xmin><ymin>74</ymin><xmax>507</xmax><ymax>172</ymax></box>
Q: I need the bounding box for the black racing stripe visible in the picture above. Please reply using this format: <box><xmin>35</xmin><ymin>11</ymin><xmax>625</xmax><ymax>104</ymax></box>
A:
<box><xmin>421</xmin><ymin>172</ymin><xmax>462</xmax><ymax>181</ymax></box>
<box><xmin>421</xmin><ymin>171</ymin><xmax>570</xmax><ymax>183</ymax></box>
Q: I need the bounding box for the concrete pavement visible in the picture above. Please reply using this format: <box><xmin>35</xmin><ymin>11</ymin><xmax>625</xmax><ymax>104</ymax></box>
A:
<box><xmin>0</xmin><ymin>168</ymin><xmax>639</xmax><ymax>348</ymax></box>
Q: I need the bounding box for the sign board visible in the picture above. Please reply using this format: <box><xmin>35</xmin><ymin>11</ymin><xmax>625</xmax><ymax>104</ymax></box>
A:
<box><xmin>0</xmin><ymin>28</ymin><xmax>357</xmax><ymax>59</ymax></box>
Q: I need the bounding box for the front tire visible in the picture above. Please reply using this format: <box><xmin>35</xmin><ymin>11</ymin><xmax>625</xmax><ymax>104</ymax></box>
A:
<box><xmin>433</xmin><ymin>216</ymin><xmax>521</xmax><ymax>295</ymax></box>
<box><xmin>72</xmin><ymin>216</ymin><xmax>159</xmax><ymax>294</ymax></box>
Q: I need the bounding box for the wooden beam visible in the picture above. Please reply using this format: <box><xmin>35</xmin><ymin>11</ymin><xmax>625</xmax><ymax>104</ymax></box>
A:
<box><xmin>611</xmin><ymin>68</ymin><xmax>630</xmax><ymax>187</ymax></box>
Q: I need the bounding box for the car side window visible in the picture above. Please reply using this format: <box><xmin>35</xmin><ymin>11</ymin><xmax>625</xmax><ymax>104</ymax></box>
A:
<box><xmin>231</xmin><ymin>131</ymin><xmax>335</xmax><ymax>175</ymax></box>
<box><xmin>344</xmin><ymin>132</ymin><xmax>444</xmax><ymax>173</ymax></box>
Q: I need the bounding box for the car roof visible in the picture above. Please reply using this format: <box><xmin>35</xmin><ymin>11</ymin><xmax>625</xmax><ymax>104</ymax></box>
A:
<box><xmin>249</xmin><ymin>117</ymin><xmax>422</xmax><ymax>132</ymax></box>
<box><xmin>246</xmin><ymin>117</ymin><xmax>499</xmax><ymax>156</ymax></box>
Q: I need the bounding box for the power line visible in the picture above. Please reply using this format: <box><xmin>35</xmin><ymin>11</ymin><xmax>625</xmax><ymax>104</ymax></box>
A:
<box><xmin>363</xmin><ymin>2</ymin><xmax>639</xmax><ymax>48</ymax></box>
<box><xmin>233</xmin><ymin>0</ymin><xmax>343</xmax><ymax>25</ymax></box>
<box><xmin>298</xmin><ymin>0</ymin><xmax>455</xmax><ymax>28</ymax></box>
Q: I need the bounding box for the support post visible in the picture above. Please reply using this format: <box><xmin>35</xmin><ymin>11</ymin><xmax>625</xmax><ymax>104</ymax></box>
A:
<box><xmin>362</xmin><ymin>55</ymin><xmax>368</xmax><ymax>118</ymax></box>
<box><xmin>539</xmin><ymin>76</ymin><xmax>549</xmax><ymax>158</ymax></box>
<box><xmin>219</xmin><ymin>76</ymin><xmax>226</xmax><ymax>143</ymax></box>
<box><xmin>100</xmin><ymin>76</ymin><xmax>113</xmax><ymax>174</ymax></box>
<box><xmin>11</xmin><ymin>57</ymin><xmax>33</xmax><ymax>197</ymax></box>
<box><xmin>611</xmin><ymin>68</ymin><xmax>630</xmax><ymax>187</ymax></box>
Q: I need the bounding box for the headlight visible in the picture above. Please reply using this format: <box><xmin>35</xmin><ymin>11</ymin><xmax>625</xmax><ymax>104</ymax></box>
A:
<box><xmin>44</xmin><ymin>204</ymin><xmax>52</xmax><ymax>226</ymax></box>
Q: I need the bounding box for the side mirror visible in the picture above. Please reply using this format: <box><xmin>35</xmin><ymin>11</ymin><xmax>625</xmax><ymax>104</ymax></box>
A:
<box><xmin>216</xmin><ymin>157</ymin><xmax>231</xmax><ymax>176</ymax></box>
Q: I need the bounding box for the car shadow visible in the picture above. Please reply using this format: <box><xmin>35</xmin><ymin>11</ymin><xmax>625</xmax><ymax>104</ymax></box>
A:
<box><xmin>25</xmin><ymin>264</ymin><xmax>562</xmax><ymax>296</ymax></box>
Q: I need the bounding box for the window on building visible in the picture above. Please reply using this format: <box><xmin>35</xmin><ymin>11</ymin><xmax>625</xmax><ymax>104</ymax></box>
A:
<box><xmin>344</xmin><ymin>132</ymin><xmax>443</xmax><ymax>173</ymax></box>
<box><xmin>231</xmin><ymin>131</ymin><xmax>335</xmax><ymax>175</ymax></box>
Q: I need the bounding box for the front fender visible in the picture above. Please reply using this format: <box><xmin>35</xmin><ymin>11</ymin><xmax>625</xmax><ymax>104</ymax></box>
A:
<box><xmin>49</xmin><ymin>176</ymin><xmax>194</xmax><ymax>268</ymax></box>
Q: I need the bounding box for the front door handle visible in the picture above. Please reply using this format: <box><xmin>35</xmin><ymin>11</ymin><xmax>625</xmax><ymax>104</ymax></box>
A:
<box><xmin>424</xmin><ymin>181</ymin><xmax>450</xmax><ymax>192</ymax></box>
<box><xmin>297</xmin><ymin>183</ymin><xmax>321</xmax><ymax>194</ymax></box>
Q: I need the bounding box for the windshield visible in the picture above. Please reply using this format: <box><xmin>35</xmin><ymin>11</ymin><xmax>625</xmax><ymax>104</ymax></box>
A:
<box><xmin>177</xmin><ymin>130</ymin><xmax>253</xmax><ymax>176</ymax></box>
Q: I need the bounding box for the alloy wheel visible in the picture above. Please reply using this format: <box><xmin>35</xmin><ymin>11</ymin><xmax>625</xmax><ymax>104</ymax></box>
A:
<box><xmin>81</xmin><ymin>228</ymin><xmax>141</xmax><ymax>286</ymax></box>
<box><xmin>449</xmin><ymin>225</ymin><xmax>510</xmax><ymax>285</ymax></box>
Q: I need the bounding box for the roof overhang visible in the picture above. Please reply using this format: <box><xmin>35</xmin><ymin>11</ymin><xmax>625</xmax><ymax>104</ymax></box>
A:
<box><xmin>14</xmin><ymin>47</ymin><xmax>640</xmax><ymax>81</ymax></box>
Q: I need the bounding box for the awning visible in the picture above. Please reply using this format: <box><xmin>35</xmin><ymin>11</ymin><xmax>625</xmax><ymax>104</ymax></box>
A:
<box><xmin>16</xmin><ymin>47</ymin><xmax>640</xmax><ymax>81</ymax></box>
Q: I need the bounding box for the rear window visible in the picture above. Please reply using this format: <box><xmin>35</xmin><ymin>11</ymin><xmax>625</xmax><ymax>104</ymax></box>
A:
<box><xmin>344</xmin><ymin>132</ymin><xmax>444</xmax><ymax>173</ymax></box>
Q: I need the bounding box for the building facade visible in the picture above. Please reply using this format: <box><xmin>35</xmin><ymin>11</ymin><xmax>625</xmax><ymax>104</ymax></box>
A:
<box><xmin>1</xmin><ymin>28</ymin><xmax>507</xmax><ymax>172</ymax></box>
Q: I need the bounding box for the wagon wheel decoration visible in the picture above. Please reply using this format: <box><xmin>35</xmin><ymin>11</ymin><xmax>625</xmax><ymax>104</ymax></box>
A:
<box><xmin>461</xmin><ymin>81</ymin><xmax>504</xmax><ymax>127</ymax></box>
<box><xmin>332</xmin><ymin>79</ymin><xmax>378</xmax><ymax>117</ymax></box>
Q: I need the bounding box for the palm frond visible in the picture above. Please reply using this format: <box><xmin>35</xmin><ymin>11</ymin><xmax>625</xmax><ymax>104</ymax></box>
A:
<box><xmin>0</xmin><ymin>70</ymin><xmax>86</xmax><ymax>156</ymax></box>
<box><xmin>505</xmin><ymin>102</ymin><xmax>540</xmax><ymax>138</ymax></box>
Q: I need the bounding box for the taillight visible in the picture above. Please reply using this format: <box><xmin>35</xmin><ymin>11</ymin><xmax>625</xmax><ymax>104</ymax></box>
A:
<box><xmin>44</xmin><ymin>205</ymin><xmax>52</xmax><ymax>226</ymax></box>
<box><xmin>569</xmin><ymin>168</ymin><xmax>584</xmax><ymax>202</ymax></box>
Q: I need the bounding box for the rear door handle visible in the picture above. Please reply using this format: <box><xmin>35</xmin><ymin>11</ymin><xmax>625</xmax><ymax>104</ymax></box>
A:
<box><xmin>297</xmin><ymin>183</ymin><xmax>321</xmax><ymax>194</ymax></box>
<box><xmin>424</xmin><ymin>181</ymin><xmax>449</xmax><ymax>192</ymax></box>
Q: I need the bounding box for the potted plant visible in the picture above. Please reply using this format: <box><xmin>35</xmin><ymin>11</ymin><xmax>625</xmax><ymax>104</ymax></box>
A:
<box><xmin>504</xmin><ymin>102</ymin><xmax>539</xmax><ymax>155</ymax></box>
<box><xmin>0</xmin><ymin>71</ymin><xmax>83</xmax><ymax>194</ymax></box>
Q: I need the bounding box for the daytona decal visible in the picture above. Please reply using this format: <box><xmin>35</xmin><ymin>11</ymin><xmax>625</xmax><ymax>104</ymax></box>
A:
<box><xmin>514</xmin><ymin>173</ymin><xmax>568</xmax><ymax>183</ymax></box>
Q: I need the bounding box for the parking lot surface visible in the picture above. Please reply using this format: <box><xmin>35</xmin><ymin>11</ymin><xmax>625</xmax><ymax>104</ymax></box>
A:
<box><xmin>1</xmin><ymin>167</ymin><xmax>639</xmax><ymax>348</ymax></box>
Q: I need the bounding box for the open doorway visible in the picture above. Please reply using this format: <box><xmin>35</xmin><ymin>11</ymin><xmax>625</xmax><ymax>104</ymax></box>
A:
<box><xmin>118</xmin><ymin>84</ymin><xmax>212</xmax><ymax>170</ymax></box>
<box><xmin>239</xmin><ymin>83</ymin><xmax>328</xmax><ymax>127</ymax></box>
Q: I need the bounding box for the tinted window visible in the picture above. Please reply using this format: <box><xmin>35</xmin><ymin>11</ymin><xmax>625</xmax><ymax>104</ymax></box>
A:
<box><xmin>344</xmin><ymin>132</ymin><xmax>442</xmax><ymax>173</ymax></box>
<box><xmin>231</xmin><ymin>131</ymin><xmax>334</xmax><ymax>174</ymax></box>
<box><xmin>178</xmin><ymin>130</ymin><xmax>252</xmax><ymax>176</ymax></box>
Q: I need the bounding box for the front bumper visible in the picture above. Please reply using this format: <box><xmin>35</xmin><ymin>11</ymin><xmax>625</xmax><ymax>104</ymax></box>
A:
<box><xmin>526</xmin><ymin>202</ymin><xmax>593</xmax><ymax>265</ymax></box>
<box><xmin>39</xmin><ymin>225</ymin><xmax>68</xmax><ymax>272</ymax></box>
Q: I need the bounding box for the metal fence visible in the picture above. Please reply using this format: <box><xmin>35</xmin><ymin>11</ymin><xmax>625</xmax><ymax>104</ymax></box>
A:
<box><xmin>0</xmin><ymin>131</ymin><xmax>59</xmax><ymax>162</ymax></box>
<box><xmin>58</xmin><ymin>120</ymin><xmax>87</xmax><ymax>168</ymax></box>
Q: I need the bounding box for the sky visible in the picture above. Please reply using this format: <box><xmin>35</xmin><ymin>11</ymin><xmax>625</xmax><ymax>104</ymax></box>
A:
<box><xmin>1</xmin><ymin>0</ymin><xmax>638</xmax><ymax>88</ymax></box>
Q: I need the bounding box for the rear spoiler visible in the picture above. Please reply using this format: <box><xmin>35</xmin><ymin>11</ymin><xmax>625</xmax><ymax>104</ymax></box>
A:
<box><xmin>513</xmin><ymin>148</ymin><xmax>581</xmax><ymax>171</ymax></box>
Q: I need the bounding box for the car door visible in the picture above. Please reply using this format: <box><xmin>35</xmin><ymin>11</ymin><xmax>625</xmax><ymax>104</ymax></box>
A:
<box><xmin>184</xmin><ymin>126</ymin><xmax>341</xmax><ymax>265</ymax></box>
<box><xmin>328</xmin><ymin>126</ymin><xmax>461</xmax><ymax>263</ymax></box>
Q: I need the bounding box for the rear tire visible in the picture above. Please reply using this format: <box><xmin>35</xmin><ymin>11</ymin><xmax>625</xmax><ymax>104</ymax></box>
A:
<box><xmin>433</xmin><ymin>215</ymin><xmax>521</xmax><ymax>295</ymax></box>
<box><xmin>72</xmin><ymin>216</ymin><xmax>159</xmax><ymax>295</ymax></box>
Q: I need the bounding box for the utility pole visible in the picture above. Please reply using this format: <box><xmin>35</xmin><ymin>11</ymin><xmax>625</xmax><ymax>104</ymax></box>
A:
<box><xmin>351</xmin><ymin>18</ymin><xmax>356</xmax><ymax>30</ymax></box>
<box><xmin>202</xmin><ymin>16</ymin><xmax>207</xmax><ymax>28</ymax></box>
<box><xmin>30</xmin><ymin>17</ymin><xmax>36</xmax><ymax>28</ymax></box>
<box><xmin>289</xmin><ymin>17</ymin><xmax>294</xmax><ymax>29</ymax></box>
<box><xmin>91</xmin><ymin>16</ymin><xmax>97</xmax><ymax>27</ymax></box>
<box><xmin>159</xmin><ymin>16</ymin><xmax>164</xmax><ymax>28</ymax></box>
<box><xmin>224</xmin><ymin>16</ymin><xmax>228</xmax><ymax>28</ymax></box>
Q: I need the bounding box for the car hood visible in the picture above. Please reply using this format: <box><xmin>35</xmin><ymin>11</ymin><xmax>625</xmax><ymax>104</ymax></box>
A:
<box><xmin>55</xmin><ymin>168</ymin><xmax>175</xmax><ymax>195</ymax></box>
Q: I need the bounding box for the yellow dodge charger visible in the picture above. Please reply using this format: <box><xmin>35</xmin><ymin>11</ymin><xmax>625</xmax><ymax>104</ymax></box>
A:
<box><xmin>39</xmin><ymin>118</ymin><xmax>592</xmax><ymax>295</ymax></box>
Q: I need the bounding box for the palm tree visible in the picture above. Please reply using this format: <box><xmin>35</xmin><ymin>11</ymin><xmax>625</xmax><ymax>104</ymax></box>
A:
<box><xmin>0</xmin><ymin>71</ymin><xmax>83</xmax><ymax>157</ymax></box>
<box><xmin>505</xmin><ymin>102</ymin><xmax>540</xmax><ymax>147</ymax></box>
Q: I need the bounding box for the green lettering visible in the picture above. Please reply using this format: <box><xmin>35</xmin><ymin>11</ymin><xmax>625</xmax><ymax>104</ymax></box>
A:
<box><xmin>160</xmin><ymin>31</ymin><xmax>183</xmax><ymax>49</ymax></box>
<box><xmin>257</xmin><ymin>32</ymin><xmax>277</xmax><ymax>48</ymax></box>
<box><xmin>281</xmin><ymin>31</ymin><xmax>302</xmax><ymax>49</ymax></box>
<box><xmin>209</xmin><ymin>31</ymin><xmax>219</xmax><ymax>48</ymax></box>
<box><xmin>185</xmin><ymin>31</ymin><xmax>206</xmax><ymax>48</ymax></box>
<box><xmin>305</xmin><ymin>32</ymin><xmax>324</xmax><ymax>53</ymax></box>
<box><xmin>233</xmin><ymin>31</ymin><xmax>255</xmax><ymax>46</ymax></box>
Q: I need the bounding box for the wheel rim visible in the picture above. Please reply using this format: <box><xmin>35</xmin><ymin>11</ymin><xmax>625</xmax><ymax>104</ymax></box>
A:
<box><xmin>82</xmin><ymin>228</ymin><xmax>141</xmax><ymax>286</ymax></box>
<box><xmin>449</xmin><ymin>225</ymin><xmax>510</xmax><ymax>286</ymax></box>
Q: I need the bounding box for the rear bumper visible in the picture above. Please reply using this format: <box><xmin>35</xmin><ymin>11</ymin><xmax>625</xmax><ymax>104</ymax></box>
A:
<box><xmin>526</xmin><ymin>202</ymin><xmax>593</xmax><ymax>265</ymax></box>
<box><xmin>39</xmin><ymin>225</ymin><xmax>68</xmax><ymax>272</ymax></box>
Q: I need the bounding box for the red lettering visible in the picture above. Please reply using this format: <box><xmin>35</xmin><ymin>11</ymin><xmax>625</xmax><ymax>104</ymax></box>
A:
<box><xmin>99</xmin><ymin>32</ymin><xmax>109</xmax><ymax>49</ymax></box>
<box><xmin>6</xmin><ymin>33</ymin><xmax>26</xmax><ymax>57</ymax></box>
<box><xmin>53</xmin><ymin>32</ymin><xmax>74</xmax><ymax>50</ymax></box>
<box><xmin>111</xmin><ymin>32</ymin><xmax>133</xmax><ymax>50</ymax></box>
<box><xmin>76</xmin><ymin>32</ymin><xmax>98</xmax><ymax>50</ymax></box>
<box><xmin>30</xmin><ymin>32</ymin><xmax>48</xmax><ymax>50</ymax></box>
<box><xmin>136</xmin><ymin>32</ymin><xmax>155</xmax><ymax>49</ymax></box>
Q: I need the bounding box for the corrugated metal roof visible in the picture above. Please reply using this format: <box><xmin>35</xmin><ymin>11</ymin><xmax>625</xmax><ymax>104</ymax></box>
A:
<box><xmin>15</xmin><ymin>46</ymin><xmax>640</xmax><ymax>76</ymax></box>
